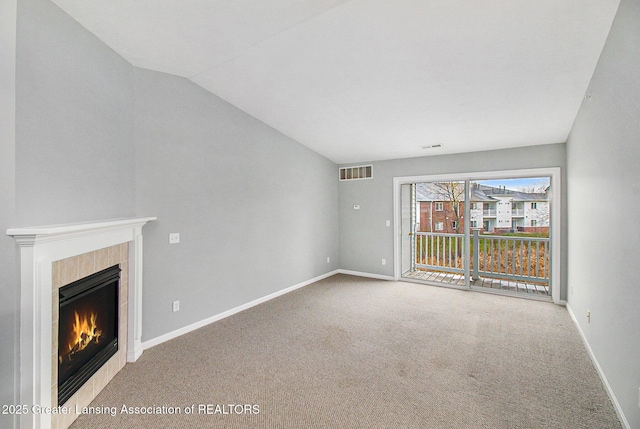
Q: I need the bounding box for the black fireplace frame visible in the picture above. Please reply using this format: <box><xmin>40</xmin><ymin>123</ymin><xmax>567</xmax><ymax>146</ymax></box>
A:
<box><xmin>58</xmin><ymin>265</ymin><xmax>120</xmax><ymax>405</ymax></box>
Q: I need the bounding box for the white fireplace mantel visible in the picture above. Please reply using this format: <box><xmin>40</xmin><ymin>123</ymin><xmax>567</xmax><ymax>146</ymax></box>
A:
<box><xmin>7</xmin><ymin>217</ymin><xmax>156</xmax><ymax>429</ymax></box>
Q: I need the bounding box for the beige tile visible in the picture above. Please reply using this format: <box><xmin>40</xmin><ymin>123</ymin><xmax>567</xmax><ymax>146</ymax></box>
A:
<box><xmin>119</xmin><ymin>242</ymin><xmax>129</xmax><ymax>262</ymax></box>
<box><xmin>59</xmin><ymin>256</ymin><xmax>79</xmax><ymax>286</ymax></box>
<box><xmin>119</xmin><ymin>325</ymin><xmax>127</xmax><ymax>356</ymax></box>
<box><xmin>59</xmin><ymin>394</ymin><xmax>78</xmax><ymax>429</ymax></box>
<box><xmin>51</xmin><ymin>351</ymin><xmax>58</xmax><ymax>394</ymax></box>
<box><xmin>107</xmin><ymin>245</ymin><xmax>121</xmax><ymax>267</ymax></box>
<box><xmin>76</xmin><ymin>377</ymin><xmax>94</xmax><ymax>410</ymax></box>
<box><xmin>119</xmin><ymin>302</ymin><xmax>128</xmax><ymax>328</ymax></box>
<box><xmin>78</xmin><ymin>251</ymin><xmax>96</xmax><ymax>279</ymax></box>
<box><xmin>107</xmin><ymin>354</ymin><xmax>120</xmax><ymax>380</ymax></box>
<box><xmin>119</xmin><ymin>278</ymin><xmax>128</xmax><ymax>307</ymax></box>
<box><xmin>52</xmin><ymin>289</ymin><xmax>59</xmax><ymax>323</ymax></box>
<box><xmin>52</xmin><ymin>261</ymin><xmax>61</xmax><ymax>290</ymax></box>
<box><xmin>93</xmin><ymin>364</ymin><xmax>110</xmax><ymax>395</ymax></box>
<box><xmin>52</xmin><ymin>321</ymin><xmax>58</xmax><ymax>356</ymax></box>
<box><xmin>119</xmin><ymin>302</ymin><xmax>128</xmax><ymax>329</ymax></box>
<box><xmin>67</xmin><ymin>409</ymin><xmax>80</xmax><ymax>428</ymax></box>
<box><xmin>119</xmin><ymin>343</ymin><xmax>127</xmax><ymax>368</ymax></box>
<box><xmin>120</xmin><ymin>261</ymin><xmax>129</xmax><ymax>289</ymax></box>
<box><xmin>95</xmin><ymin>248</ymin><xmax>110</xmax><ymax>272</ymax></box>
<box><xmin>51</xmin><ymin>382</ymin><xmax>58</xmax><ymax>409</ymax></box>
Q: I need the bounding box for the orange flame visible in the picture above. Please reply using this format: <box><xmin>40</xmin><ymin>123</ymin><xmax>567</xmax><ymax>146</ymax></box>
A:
<box><xmin>65</xmin><ymin>310</ymin><xmax>102</xmax><ymax>361</ymax></box>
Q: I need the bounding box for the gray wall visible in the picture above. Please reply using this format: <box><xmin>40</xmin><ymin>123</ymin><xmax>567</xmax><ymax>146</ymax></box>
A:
<box><xmin>134</xmin><ymin>69</ymin><xmax>339</xmax><ymax>341</ymax></box>
<box><xmin>0</xmin><ymin>0</ymin><xmax>17</xmax><ymax>428</ymax></box>
<box><xmin>5</xmin><ymin>2</ymin><xmax>340</xmax><ymax>421</ymax></box>
<box><xmin>566</xmin><ymin>0</ymin><xmax>639</xmax><ymax>426</ymax></box>
<box><xmin>15</xmin><ymin>0</ymin><xmax>136</xmax><ymax>227</ymax></box>
<box><xmin>339</xmin><ymin>143</ymin><xmax>568</xmax><ymax>299</ymax></box>
<box><xmin>4</xmin><ymin>0</ymin><xmax>137</xmax><ymax>427</ymax></box>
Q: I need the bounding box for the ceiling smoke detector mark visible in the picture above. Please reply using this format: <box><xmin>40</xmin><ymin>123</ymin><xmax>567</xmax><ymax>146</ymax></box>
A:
<box><xmin>421</xmin><ymin>144</ymin><xmax>442</xmax><ymax>149</ymax></box>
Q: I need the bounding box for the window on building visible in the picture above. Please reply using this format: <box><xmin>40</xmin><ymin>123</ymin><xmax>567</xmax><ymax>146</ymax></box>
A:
<box><xmin>531</xmin><ymin>202</ymin><xmax>537</xmax><ymax>209</ymax></box>
<box><xmin>452</xmin><ymin>221</ymin><xmax>458</xmax><ymax>230</ymax></box>
<box><xmin>435</xmin><ymin>222</ymin><xmax>444</xmax><ymax>231</ymax></box>
<box><xmin>531</xmin><ymin>220</ymin><xmax>537</xmax><ymax>227</ymax></box>
<box><xmin>470</xmin><ymin>220</ymin><xmax>478</xmax><ymax>228</ymax></box>
<box><xmin>471</xmin><ymin>202</ymin><xmax>480</xmax><ymax>210</ymax></box>
<box><xmin>435</xmin><ymin>202</ymin><xmax>444</xmax><ymax>211</ymax></box>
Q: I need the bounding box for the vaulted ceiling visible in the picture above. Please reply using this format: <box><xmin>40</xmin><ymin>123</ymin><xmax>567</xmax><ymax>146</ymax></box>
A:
<box><xmin>51</xmin><ymin>0</ymin><xmax>620</xmax><ymax>163</ymax></box>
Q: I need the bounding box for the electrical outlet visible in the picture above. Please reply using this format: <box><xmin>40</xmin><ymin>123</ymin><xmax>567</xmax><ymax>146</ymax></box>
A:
<box><xmin>172</xmin><ymin>300</ymin><xmax>180</xmax><ymax>312</ymax></box>
<box><xmin>382</xmin><ymin>259</ymin><xmax>386</xmax><ymax>265</ymax></box>
<box><xmin>353</xmin><ymin>204</ymin><xmax>360</xmax><ymax>210</ymax></box>
<box><xmin>169</xmin><ymin>233</ymin><xmax>180</xmax><ymax>244</ymax></box>
<box><xmin>586</xmin><ymin>310</ymin><xmax>590</xmax><ymax>323</ymax></box>
<box><xmin>385</xmin><ymin>220</ymin><xmax>391</xmax><ymax>227</ymax></box>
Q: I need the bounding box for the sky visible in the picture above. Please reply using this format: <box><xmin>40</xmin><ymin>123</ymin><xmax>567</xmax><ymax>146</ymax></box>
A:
<box><xmin>475</xmin><ymin>177</ymin><xmax>550</xmax><ymax>192</ymax></box>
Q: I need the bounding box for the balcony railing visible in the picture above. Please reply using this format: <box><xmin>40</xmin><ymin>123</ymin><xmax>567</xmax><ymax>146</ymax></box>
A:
<box><xmin>414</xmin><ymin>232</ymin><xmax>465</xmax><ymax>275</ymax></box>
<box><xmin>482</xmin><ymin>209</ymin><xmax>497</xmax><ymax>216</ymax></box>
<box><xmin>413</xmin><ymin>230</ymin><xmax>550</xmax><ymax>286</ymax></box>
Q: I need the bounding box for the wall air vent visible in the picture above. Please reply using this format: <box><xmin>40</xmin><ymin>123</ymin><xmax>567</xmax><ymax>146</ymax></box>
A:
<box><xmin>339</xmin><ymin>165</ymin><xmax>373</xmax><ymax>181</ymax></box>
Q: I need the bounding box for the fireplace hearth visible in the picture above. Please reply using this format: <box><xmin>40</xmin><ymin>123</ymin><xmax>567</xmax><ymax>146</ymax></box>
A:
<box><xmin>58</xmin><ymin>265</ymin><xmax>120</xmax><ymax>405</ymax></box>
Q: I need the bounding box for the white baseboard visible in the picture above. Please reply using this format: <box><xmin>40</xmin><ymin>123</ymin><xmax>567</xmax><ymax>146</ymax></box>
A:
<box><xmin>566</xmin><ymin>304</ymin><xmax>630</xmax><ymax>429</ymax></box>
<box><xmin>142</xmin><ymin>270</ymin><xmax>339</xmax><ymax>350</ymax></box>
<box><xmin>336</xmin><ymin>269</ymin><xmax>394</xmax><ymax>281</ymax></box>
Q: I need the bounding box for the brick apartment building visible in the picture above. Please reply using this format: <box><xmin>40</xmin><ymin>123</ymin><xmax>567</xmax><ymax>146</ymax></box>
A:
<box><xmin>416</xmin><ymin>182</ymin><xmax>550</xmax><ymax>234</ymax></box>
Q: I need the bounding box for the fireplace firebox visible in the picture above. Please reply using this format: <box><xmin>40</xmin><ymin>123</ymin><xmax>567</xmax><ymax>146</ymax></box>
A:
<box><xmin>58</xmin><ymin>265</ymin><xmax>120</xmax><ymax>405</ymax></box>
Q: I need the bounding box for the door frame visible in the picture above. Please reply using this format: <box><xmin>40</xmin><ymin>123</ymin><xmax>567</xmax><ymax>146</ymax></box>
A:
<box><xmin>393</xmin><ymin>167</ymin><xmax>562</xmax><ymax>304</ymax></box>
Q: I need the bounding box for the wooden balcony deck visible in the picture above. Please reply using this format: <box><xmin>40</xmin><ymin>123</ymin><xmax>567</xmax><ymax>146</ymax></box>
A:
<box><xmin>403</xmin><ymin>269</ymin><xmax>550</xmax><ymax>295</ymax></box>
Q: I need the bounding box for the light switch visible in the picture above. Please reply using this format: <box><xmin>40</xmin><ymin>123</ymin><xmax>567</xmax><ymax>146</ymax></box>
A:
<box><xmin>169</xmin><ymin>233</ymin><xmax>180</xmax><ymax>244</ymax></box>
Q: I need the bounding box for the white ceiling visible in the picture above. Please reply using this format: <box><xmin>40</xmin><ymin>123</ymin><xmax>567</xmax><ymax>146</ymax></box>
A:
<box><xmin>51</xmin><ymin>0</ymin><xmax>620</xmax><ymax>164</ymax></box>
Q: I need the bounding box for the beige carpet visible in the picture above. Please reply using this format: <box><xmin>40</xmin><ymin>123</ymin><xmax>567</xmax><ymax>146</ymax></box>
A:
<box><xmin>70</xmin><ymin>274</ymin><xmax>621</xmax><ymax>428</ymax></box>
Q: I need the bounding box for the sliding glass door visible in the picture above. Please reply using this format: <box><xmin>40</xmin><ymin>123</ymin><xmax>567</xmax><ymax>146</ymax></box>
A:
<box><xmin>397</xmin><ymin>172</ymin><xmax>556</xmax><ymax>300</ymax></box>
<box><xmin>403</xmin><ymin>180</ymin><xmax>469</xmax><ymax>287</ymax></box>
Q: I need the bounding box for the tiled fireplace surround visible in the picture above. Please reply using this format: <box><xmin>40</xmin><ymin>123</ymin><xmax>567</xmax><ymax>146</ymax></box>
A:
<box><xmin>7</xmin><ymin>218</ymin><xmax>155</xmax><ymax>429</ymax></box>
<box><xmin>51</xmin><ymin>244</ymin><xmax>129</xmax><ymax>429</ymax></box>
